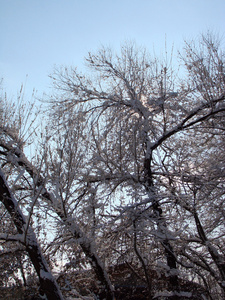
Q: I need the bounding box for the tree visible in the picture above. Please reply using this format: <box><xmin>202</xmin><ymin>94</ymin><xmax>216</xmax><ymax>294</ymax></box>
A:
<box><xmin>0</xmin><ymin>90</ymin><xmax>64</xmax><ymax>300</ymax></box>
<box><xmin>0</xmin><ymin>34</ymin><xmax>224</xmax><ymax>300</ymax></box>
<box><xmin>48</xmin><ymin>35</ymin><xmax>225</xmax><ymax>299</ymax></box>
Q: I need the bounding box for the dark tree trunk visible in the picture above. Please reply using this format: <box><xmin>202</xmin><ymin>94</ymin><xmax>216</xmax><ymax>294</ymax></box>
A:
<box><xmin>0</xmin><ymin>169</ymin><xmax>64</xmax><ymax>300</ymax></box>
<box><xmin>0</xmin><ymin>146</ymin><xmax>115</xmax><ymax>299</ymax></box>
<box><xmin>144</xmin><ymin>156</ymin><xmax>180</xmax><ymax>298</ymax></box>
<box><xmin>194</xmin><ymin>211</ymin><xmax>225</xmax><ymax>293</ymax></box>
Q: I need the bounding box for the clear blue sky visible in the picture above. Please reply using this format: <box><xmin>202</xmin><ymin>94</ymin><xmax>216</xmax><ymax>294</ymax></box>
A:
<box><xmin>0</xmin><ymin>0</ymin><xmax>225</xmax><ymax>98</ymax></box>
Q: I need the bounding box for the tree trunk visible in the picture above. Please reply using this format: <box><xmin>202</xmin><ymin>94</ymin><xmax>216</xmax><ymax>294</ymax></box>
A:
<box><xmin>64</xmin><ymin>220</ymin><xmax>115</xmax><ymax>300</ymax></box>
<box><xmin>0</xmin><ymin>169</ymin><xmax>64</xmax><ymax>300</ymax></box>
<box><xmin>194</xmin><ymin>211</ymin><xmax>225</xmax><ymax>293</ymax></box>
<box><xmin>1</xmin><ymin>145</ymin><xmax>115</xmax><ymax>299</ymax></box>
<box><xmin>144</xmin><ymin>157</ymin><xmax>180</xmax><ymax>298</ymax></box>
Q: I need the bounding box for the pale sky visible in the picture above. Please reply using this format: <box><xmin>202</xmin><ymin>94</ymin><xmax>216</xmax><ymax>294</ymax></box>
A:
<box><xmin>0</xmin><ymin>0</ymin><xmax>225</xmax><ymax>98</ymax></box>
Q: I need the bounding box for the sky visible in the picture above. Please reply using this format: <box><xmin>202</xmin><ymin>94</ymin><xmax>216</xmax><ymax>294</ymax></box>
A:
<box><xmin>0</xmin><ymin>0</ymin><xmax>225</xmax><ymax>99</ymax></box>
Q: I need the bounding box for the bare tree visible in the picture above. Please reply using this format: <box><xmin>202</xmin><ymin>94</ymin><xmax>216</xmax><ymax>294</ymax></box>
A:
<box><xmin>0</xmin><ymin>90</ymin><xmax>64</xmax><ymax>299</ymax></box>
<box><xmin>48</xmin><ymin>35</ymin><xmax>225</xmax><ymax>299</ymax></box>
<box><xmin>1</xmin><ymin>34</ymin><xmax>225</xmax><ymax>299</ymax></box>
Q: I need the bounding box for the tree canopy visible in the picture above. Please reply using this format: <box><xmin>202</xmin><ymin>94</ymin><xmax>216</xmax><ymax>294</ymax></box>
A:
<box><xmin>0</xmin><ymin>33</ymin><xmax>225</xmax><ymax>300</ymax></box>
